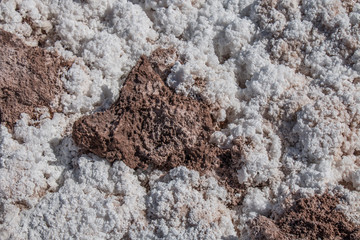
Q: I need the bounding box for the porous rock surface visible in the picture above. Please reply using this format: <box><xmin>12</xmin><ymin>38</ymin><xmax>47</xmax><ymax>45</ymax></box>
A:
<box><xmin>249</xmin><ymin>193</ymin><xmax>360</xmax><ymax>240</ymax></box>
<box><xmin>72</xmin><ymin>48</ymin><xmax>241</xmax><ymax>197</ymax></box>
<box><xmin>0</xmin><ymin>29</ymin><xmax>69</xmax><ymax>131</ymax></box>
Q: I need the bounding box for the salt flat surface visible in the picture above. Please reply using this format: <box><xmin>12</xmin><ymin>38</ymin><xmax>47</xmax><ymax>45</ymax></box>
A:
<box><xmin>1</xmin><ymin>0</ymin><xmax>360</xmax><ymax>239</ymax></box>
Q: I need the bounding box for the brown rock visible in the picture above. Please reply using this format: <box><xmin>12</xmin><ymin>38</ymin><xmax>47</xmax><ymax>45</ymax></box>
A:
<box><xmin>72</xmin><ymin>48</ymin><xmax>242</xmax><ymax>199</ymax></box>
<box><xmin>249</xmin><ymin>193</ymin><xmax>360</xmax><ymax>240</ymax></box>
<box><xmin>0</xmin><ymin>29</ymin><xmax>70</xmax><ymax>131</ymax></box>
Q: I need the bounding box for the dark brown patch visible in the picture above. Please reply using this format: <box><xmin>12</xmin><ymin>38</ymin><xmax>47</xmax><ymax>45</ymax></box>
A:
<box><xmin>72</xmin><ymin>48</ymin><xmax>243</xmax><ymax>201</ymax></box>
<box><xmin>0</xmin><ymin>29</ymin><xmax>71</xmax><ymax>131</ymax></box>
<box><xmin>353</xmin><ymin>78</ymin><xmax>360</xmax><ymax>85</ymax></box>
<box><xmin>249</xmin><ymin>193</ymin><xmax>360</xmax><ymax>240</ymax></box>
<box><xmin>339</xmin><ymin>180</ymin><xmax>356</xmax><ymax>191</ymax></box>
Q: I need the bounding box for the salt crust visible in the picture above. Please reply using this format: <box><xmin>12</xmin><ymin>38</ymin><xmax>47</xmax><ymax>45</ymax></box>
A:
<box><xmin>1</xmin><ymin>0</ymin><xmax>360</xmax><ymax>239</ymax></box>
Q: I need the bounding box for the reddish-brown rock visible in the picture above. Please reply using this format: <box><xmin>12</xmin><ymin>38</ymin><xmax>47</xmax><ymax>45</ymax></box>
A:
<box><xmin>249</xmin><ymin>193</ymin><xmax>360</xmax><ymax>240</ymax></box>
<box><xmin>0</xmin><ymin>29</ymin><xmax>70</xmax><ymax>131</ymax></box>
<box><xmin>72</xmin><ymin>48</ymin><xmax>242</xmax><ymax>199</ymax></box>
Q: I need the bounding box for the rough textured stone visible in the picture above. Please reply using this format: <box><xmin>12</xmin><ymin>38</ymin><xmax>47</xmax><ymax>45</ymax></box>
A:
<box><xmin>72</xmin><ymin>48</ymin><xmax>242</xmax><ymax>200</ymax></box>
<box><xmin>249</xmin><ymin>193</ymin><xmax>360</xmax><ymax>240</ymax></box>
<box><xmin>0</xmin><ymin>29</ymin><xmax>70</xmax><ymax>131</ymax></box>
